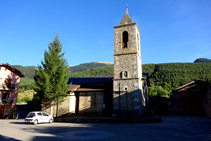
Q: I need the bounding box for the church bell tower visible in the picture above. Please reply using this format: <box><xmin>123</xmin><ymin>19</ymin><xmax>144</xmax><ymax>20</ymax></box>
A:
<box><xmin>113</xmin><ymin>7</ymin><xmax>145</xmax><ymax>117</ymax></box>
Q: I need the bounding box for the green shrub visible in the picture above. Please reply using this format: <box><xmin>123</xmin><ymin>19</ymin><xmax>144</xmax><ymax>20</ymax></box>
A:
<box><xmin>22</xmin><ymin>96</ymin><xmax>32</xmax><ymax>103</ymax></box>
<box><xmin>16</xmin><ymin>98</ymin><xmax>22</xmax><ymax>104</ymax></box>
<box><xmin>18</xmin><ymin>89</ymin><xmax>25</xmax><ymax>93</ymax></box>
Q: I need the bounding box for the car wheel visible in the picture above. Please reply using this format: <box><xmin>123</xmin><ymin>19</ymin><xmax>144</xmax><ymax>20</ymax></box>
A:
<box><xmin>33</xmin><ymin>120</ymin><xmax>38</xmax><ymax>125</ymax></box>
<box><xmin>49</xmin><ymin>119</ymin><xmax>53</xmax><ymax>123</ymax></box>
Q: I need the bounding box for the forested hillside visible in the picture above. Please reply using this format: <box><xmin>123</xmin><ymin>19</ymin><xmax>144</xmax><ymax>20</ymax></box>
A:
<box><xmin>69</xmin><ymin>63</ymin><xmax>211</xmax><ymax>97</ymax></box>
<box><xmin>69</xmin><ymin>62</ymin><xmax>113</xmax><ymax>73</ymax></box>
<box><xmin>13</xmin><ymin>62</ymin><xmax>113</xmax><ymax>90</ymax></box>
<box><xmin>69</xmin><ymin>65</ymin><xmax>114</xmax><ymax>77</ymax></box>
<box><xmin>143</xmin><ymin>63</ymin><xmax>211</xmax><ymax>85</ymax></box>
<box><xmin>13</xmin><ymin>65</ymin><xmax>35</xmax><ymax>90</ymax></box>
<box><xmin>13</xmin><ymin>65</ymin><xmax>35</xmax><ymax>79</ymax></box>
<box><xmin>14</xmin><ymin>61</ymin><xmax>211</xmax><ymax>97</ymax></box>
<box><xmin>69</xmin><ymin>63</ymin><xmax>211</xmax><ymax>86</ymax></box>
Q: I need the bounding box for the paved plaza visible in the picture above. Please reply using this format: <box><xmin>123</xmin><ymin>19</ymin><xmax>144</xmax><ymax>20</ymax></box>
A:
<box><xmin>0</xmin><ymin>115</ymin><xmax>211</xmax><ymax>141</ymax></box>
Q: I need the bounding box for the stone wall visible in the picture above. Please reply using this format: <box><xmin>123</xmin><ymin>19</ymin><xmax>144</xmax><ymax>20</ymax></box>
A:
<box><xmin>114</xmin><ymin>24</ymin><xmax>140</xmax><ymax>55</ymax></box>
<box><xmin>113</xmin><ymin>79</ymin><xmax>144</xmax><ymax>117</ymax></box>
<box><xmin>43</xmin><ymin>92</ymin><xmax>76</xmax><ymax>117</ymax></box>
<box><xmin>172</xmin><ymin>81</ymin><xmax>208</xmax><ymax>115</ymax></box>
<box><xmin>114</xmin><ymin>54</ymin><xmax>141</xmax><ymax>79</ymax></box>
<box><xmin>113</xmin><ymin>22</ymin><xmax>144</xmax><ymax>117</ymax></box>
<box><xmin>78</xmin><ymin>92</ymin><xmax>103</xmax><ymax>116</ymax></box>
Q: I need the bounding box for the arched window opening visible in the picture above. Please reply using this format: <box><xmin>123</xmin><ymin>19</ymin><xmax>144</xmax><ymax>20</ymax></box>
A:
<box><xmin>120</xmin><ymin>71</ymin><xmax>129</xmax><ymax>78</ymax></box>
<box><xmin>122</xmin><ymin>31</ymin><xmax>129</xmax><ymax>48</ymax></box>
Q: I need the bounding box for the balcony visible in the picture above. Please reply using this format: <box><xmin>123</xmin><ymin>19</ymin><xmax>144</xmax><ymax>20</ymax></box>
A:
<box><xmin>0</xmin><ymin>99</ymin><xmax>13</xmax><ymax>105</ymax></box>
<box><xmin>0</xmin><ymin>84</ymin><xmax>15</xmax><ymax>90</ymax></box>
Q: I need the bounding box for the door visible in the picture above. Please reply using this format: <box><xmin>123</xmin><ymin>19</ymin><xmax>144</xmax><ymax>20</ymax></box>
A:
<box><xmin>42</xmin><ymin>112</ymin><xmax>50</xmax><ymax>122</ymax></box>
<box><xmin>0</xmin><ymin>107</ymin><xmax>4</xmax><ymax>119</ymax></box>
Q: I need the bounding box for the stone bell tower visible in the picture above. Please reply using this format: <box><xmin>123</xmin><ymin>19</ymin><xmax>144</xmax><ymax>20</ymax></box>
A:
<box><xmin>113</xmin><ymin>8</ymin><xmax>145</xmax><ymax>117</ymax></box>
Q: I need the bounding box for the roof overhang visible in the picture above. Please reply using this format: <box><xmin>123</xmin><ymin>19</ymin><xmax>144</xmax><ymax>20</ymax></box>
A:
<box><xmin>0</xmin><ymin>63</ymin><xmax>25</xmax><ymax>77</ymax></box>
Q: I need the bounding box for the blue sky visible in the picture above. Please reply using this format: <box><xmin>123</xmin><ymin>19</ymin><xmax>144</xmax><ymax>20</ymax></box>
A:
<box><xmin>0</xmin><ymin>0</ymin><xmax>210</xmax><ymax>66</ymax></box>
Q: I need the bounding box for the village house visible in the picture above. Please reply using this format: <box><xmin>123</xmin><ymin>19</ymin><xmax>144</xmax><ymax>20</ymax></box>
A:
<box><xmin>171</xmin><ymin>80</ymin><xmax>211</xmax><ymax>117</ymax></box>
<box><xmin>44</xmin><ymin>8</ymin><xmax>150</xmax><ymax>117</ymax></box>
<box><xmin>0</xmin><ymin>63</ymin><xmax>25</xmax><ymax>119</ymax></box>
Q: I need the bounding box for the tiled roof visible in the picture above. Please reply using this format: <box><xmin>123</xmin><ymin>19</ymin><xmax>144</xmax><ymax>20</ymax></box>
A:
<box><xmin>0</xmin><ymin>63</ymin><xmax>25</xmax><ymax>77</ymax></box>
<box><xmin>118</xmin><ymin>9</ymin><xmax>133</xmax><ymax>26</ymax></box>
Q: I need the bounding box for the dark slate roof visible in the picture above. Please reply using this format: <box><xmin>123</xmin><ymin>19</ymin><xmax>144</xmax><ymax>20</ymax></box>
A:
<box><xmin>67</xmin><ymin>75</ymin><xmax>114</xmax><ymax>85</ymax></box>
<box><xmin>173</xmin><ymin>80</ymin><xmax>209</xmax><ymax>91</ymax></box>
<box><xmin>118</xmin><ymin>9</ymin><xmax>133</xmax><ymax>26</ymax></box>
<box><xmin>68</xmin><ymin>74</ymin><xmax>149</xmax><ymax>91</ymax></box>
<box><xmin>68</xmin><ymin>74</ymin><xmax>149</xmax><ymax>85</ymax></box>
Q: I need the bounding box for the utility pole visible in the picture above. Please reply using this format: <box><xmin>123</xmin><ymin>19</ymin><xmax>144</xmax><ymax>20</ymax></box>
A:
<box><xmin>56</xmin><ymin>93</ymin><xmax>58</xmax><ymax>118</ymax></box>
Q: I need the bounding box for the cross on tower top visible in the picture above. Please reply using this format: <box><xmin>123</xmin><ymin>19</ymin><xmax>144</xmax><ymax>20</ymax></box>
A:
<box><xmin>125</xmin><ymin>3</ymin><xmax>128</xmax><ymax>14</ymax></box>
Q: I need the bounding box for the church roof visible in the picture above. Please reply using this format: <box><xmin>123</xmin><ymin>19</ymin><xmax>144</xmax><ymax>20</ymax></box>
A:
<box><xmin>67</xmin><ymin>74</ymin><xmax>150</xmax><ymax>91</ymax></box>
<box><xmin>118</xmin><ymin>8</ymin><xmax>134</xmax><ymax>26</ymax></box>
<box><xmin>67</xmin><ymin>75</ymin><xmax>113</xmax><ymax>85</ymax></box>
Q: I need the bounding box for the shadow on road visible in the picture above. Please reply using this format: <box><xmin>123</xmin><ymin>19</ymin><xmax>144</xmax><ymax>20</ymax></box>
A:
<box><xmin>1</xmin><ymin>116</ymin><xmax>211</xmax><ymax>141</ymax></box>
<box><xmin>0</xmin><ymin>135</ymin><xmax>20</xmax><ymax>141</ymax></box>
<box><xmin>10</xmin><ymin>122</ymin><xmax>25</xmax><ymax>125</ymax></box>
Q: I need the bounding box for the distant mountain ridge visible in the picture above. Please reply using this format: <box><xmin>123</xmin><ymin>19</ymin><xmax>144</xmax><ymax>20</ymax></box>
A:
<box><xmin>194</xmin><ymin>58</ymin><xmax>211</xmax><ymax>63</ymax></box>
<box><xmin>13</xmin><ymin>62</ymin><xmax>113</xmax><ymax>78</ymax></box>
<box><xmin>13</xmin><ymin>65</ymin><xmax>35</xmax><ymax>79</ymax></box>
<box><xmin>69</xmin><ymin>62</ymin><xmax>113</xmax><ymax>73</ymax></box>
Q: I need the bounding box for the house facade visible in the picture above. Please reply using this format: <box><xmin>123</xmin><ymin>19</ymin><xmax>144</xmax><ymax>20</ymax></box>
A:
<box><xmin>0</xmin><ymin>63</ymin><xmax>25</xmax><ymax>118</ymax></box>
<box><xmin>171</xmin><ymin>80</ymin><xmax>211</xmax><ymax>117</ymax></box>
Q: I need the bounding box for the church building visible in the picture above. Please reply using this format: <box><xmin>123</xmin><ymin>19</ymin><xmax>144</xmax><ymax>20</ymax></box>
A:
<box><xmin>44</xmin><ymin>8</ymin><xmax>149</xmax><ymax>117</ymax></box>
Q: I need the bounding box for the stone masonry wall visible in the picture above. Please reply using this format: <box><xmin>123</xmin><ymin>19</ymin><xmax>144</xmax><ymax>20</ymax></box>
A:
<box><xmin>44</xmin><ymin>92</ymin><xmax>76</xmax><ymax>117</ymax></box>
<box><xmin>114</xmin><ymin>24</ymin><xmax>140</xmax><ymax>55</ymax></box>
<box><xmin>113</xmin><ymin>23</ymin><xmax>143</xmax><ymax>117</ymax></box>
<box><xmin>114</xmin><ymin>54</ymin><xmax>140</xmax><ymax>79</ymax></box>
<box><xmin>78</xmin><ymin>92</ymin><xmax>103</xmax><ymax>116</ymax></box>
<box><xmin>113</xmin><ymin>79</ymin><xmax>143</xmax><ymax>117</ymax></box>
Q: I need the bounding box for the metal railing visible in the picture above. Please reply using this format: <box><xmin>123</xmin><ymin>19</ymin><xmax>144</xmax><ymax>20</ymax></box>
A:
<box><xmin>0</xmin><ymin>99</ymin><xmax>13</xmax><ymax>105</ymax></box>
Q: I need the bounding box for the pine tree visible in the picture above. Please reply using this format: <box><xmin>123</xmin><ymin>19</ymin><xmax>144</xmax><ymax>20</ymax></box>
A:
<box><xmin>33</xmin><ymin>34</ymin><xmax>71</xmax><ymax>111</ymax></box>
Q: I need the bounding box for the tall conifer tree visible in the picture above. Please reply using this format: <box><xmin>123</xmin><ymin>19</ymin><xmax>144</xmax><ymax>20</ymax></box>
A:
<box><xmin>33</xmin><ymin>34</ymin><xmax>71</xmax><ymax>110</ymax></box>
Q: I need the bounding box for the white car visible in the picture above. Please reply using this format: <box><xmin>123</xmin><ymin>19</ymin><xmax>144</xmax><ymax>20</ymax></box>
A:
<box><xmin>25</xmin><ymin>111</ymin><xmax>54</xmax><ymax>125</ymax></box>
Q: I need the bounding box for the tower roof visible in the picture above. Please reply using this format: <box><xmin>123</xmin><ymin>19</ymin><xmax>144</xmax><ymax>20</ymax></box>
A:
<box><xmin>118</xmin><ymin>8</ymin><xmax>134</xmax><ymax>26</ymax></box>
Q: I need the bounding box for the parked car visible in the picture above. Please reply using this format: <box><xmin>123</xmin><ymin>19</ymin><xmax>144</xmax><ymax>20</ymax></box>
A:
<box><xmin>25</xmin><ymin>111</ymin><xmax>53</xmax><ymax>125</ymax></box>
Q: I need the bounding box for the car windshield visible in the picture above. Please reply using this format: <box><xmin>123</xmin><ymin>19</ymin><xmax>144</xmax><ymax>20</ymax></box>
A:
<box><xmin>26</xmin><ymin>113</ymin><xmax>35</xmax><ymax>118</ymax></box>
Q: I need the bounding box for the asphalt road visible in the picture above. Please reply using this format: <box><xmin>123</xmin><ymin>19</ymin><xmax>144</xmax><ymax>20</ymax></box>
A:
<box><xmin>0</xmin><ymin>115</ymin><xmax>211</xmax><ymax>141</ymax></box>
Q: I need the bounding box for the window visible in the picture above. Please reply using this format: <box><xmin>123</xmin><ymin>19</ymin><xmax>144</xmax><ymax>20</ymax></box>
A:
<box><xmin>122</xmin><ymin>31</ymin><xmax>129</xmax><ymax>48</ymax></box>
<box><xmin>2</xmin><ymin>93</ymin><xmax>9</xmax><ymax>100</ymax></box>
<box><xmin>4</xmin><ymin>78</ymin><xmax>11</xmax><ymax>84</ymax></box>
<box><xmin>123</xmin><ymin>71</ymin><xmax>128</xmax><ymax>78</ymax></box>
<box><xmin>37</xmin><ymin>113</ymin><xmax>42</xmax><ymax>116</ymax></box>
<box><xmin>120</xmin><ymin>71</ymin><xmax>129</xmax><ymax>78</ymax></box>
<box><xmin>124</xmin><ymin>86</ymin><xmax>128</xmax><ymax>91</ymax></box>
<box><xmin>43</xmin><ymin>112</ymin><xmax>49</xmax><ymax>116</ymax></box>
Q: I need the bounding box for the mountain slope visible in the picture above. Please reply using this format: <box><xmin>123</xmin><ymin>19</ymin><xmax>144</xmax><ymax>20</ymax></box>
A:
<box><xmin>69</xmin><ymin>62</ymin><xmax>113</xmax><ymax>73</ymax></box>
<box><xmin>14</xmin><ymin>61</ymin><xmax>211</xmax><ymax>90</ymax></box>
<box><xmin>194</xmin><ymin>58</ymin><xmax>211</xmax><ymax>63</ymax></box>
<box><xmin>13</xmin><ymin>65</ymin><xmax>35</xmax><ymax>79</ymax></box>
<box><xmin>69</xmin><ymin>63</ymin><xmax>211</xmax><ymax>87</ymax></box>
